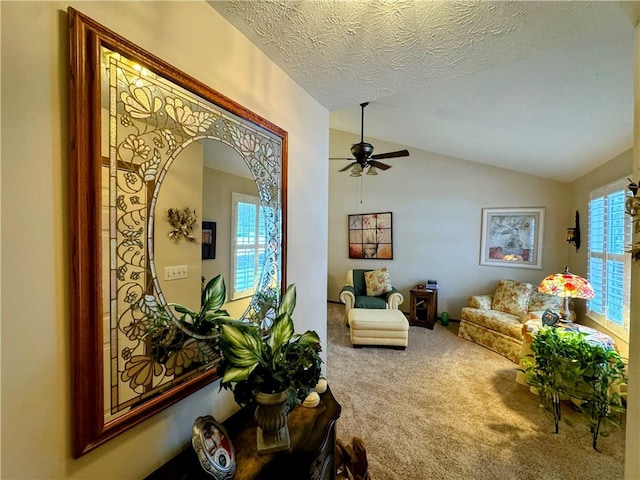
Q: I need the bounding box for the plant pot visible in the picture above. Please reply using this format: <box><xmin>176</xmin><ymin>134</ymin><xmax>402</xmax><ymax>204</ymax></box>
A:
<box><xmin>254</xmin><ymin>390</ymin><xmax>290</xmax><ymax>455</ymax></box>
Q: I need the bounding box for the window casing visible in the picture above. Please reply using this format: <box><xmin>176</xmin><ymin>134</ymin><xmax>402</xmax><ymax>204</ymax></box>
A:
<box><xmin>587</xmin><ymin>177</ymin><xmax>632</xmax><ymax>341</ymax></box>
<box><xmin>230</xmin><ymin>193</ymin><xmax>266</xmax><ymax>300</ymax></box>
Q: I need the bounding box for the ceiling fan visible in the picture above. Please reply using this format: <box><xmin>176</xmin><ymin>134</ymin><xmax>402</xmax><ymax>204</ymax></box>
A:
<box><xmin>330</xmin><ymin>102</ymin><xmax>409</xmax><ymax>176</ymax></box>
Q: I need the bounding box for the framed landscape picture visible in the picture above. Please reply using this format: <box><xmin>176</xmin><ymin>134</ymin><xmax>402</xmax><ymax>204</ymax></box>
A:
<box><xmin>480</xmin><ymin>207</ymin><xmax>544</xmax><ymax>269</ymax></box>
<box><xmin>348</xmin><ymin>212</ymin><xmax>393</xmax><ymax>259</ymax></box>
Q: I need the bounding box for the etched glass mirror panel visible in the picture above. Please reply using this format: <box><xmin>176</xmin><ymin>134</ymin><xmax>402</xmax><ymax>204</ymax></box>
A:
<box><xmin>69</xmin><ymin>8</ymin><xmax>287</xmax><ymax>457</ymax></box>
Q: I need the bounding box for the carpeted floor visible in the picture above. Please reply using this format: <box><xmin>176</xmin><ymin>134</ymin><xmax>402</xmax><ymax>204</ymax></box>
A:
<box><xmin>325</xmin><ymin>303</ymin><xmax>625</xmax><ymax>480</ymax></box>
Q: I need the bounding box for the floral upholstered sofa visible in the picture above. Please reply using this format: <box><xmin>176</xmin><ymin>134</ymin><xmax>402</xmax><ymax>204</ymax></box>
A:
<box><xmin>458</xmin><ymin>279</ymin><xmax>568</xmax><ymax>363</ymax></box>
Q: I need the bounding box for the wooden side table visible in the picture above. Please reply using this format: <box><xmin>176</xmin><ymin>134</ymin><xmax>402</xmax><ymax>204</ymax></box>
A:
<box><xmin>145</xmin><ymin>387</ymin><xmax>341</xmax><ymax>480</ymax></box>
<box><xmin>409</xmin><ymin>288</ymin><xmax>438</xmax><ymax>329</ymax></box>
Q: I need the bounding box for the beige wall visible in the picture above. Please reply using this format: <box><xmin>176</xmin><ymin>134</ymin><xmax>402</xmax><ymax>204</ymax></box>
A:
<box><xmin>624</xmin><ymin>22</ymin><xmax>640</xmax><ymax>480</ymax></box>
<box><xmin>156</xmin><ymin>141</ymin><xmax>203</xmax><ymax>310</ymax></box>
<box><xmin>328</xmin><ymin>128</ymin><xmax>571</xmax><ymax>318</ymax></box>
<box><xmin>1</xmin><ymin>2</ymin><xmax>329</xmax><ymax>478</ymax></box>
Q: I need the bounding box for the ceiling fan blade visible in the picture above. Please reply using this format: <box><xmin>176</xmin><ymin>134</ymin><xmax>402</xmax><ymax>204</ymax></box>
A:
<box><xmin>329</xmin><ymin>157</ymin><xmax>354</xmax><ymax>161</ymax></box>
<box><xmin>368</xmin><ymin>160</ymin><xmax>392</xmax><ymax>171</ymax></box>
<box><xmin>370</xmin><ymin>149</ymin><xmax>409</xmax><ymax>160</ymax></box>
<box><xmin>339</xmin><ymin>162</ymin><xmax>358</xmax><ymax>172</ymax></box>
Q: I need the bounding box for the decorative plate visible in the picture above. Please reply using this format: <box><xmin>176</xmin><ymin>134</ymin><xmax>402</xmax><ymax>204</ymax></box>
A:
<box><xmin>192</xmin><ymin>415</ymin><xmax>236</xmax><ymax>479</ymax></box>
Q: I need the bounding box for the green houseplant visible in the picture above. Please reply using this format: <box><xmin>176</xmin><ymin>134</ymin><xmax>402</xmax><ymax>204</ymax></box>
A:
<box><xmin>142</xmin><ymin>275</ymin><xmax>323</xmax><ymax>453</ymax></box>
<box><xmin>520</xmin><ymin>326</ymin><xmax>626</xmax><ymax>450</ymax></box>
<box><xmin>137</xmin><ymin>275</ymin><xmax>235</xmax><ymax>379</ymax></box>
<box><xmin>143</xmin><ymin>275</ymin><xmax>322</xmax><ymax>408</ymax></box>
<box><xmin>217</xmin><ymin>281</ymin><xmax>323</xmax><ymax>453</ymax></box>
<box><xmin>218</xmin><ymin>282</ymin><xmax>323</xmax><ymax>408</ymax></box>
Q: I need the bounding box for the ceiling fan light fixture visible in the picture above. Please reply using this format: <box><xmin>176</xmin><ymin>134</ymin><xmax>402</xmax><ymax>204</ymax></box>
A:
<box><xmin>350</xmin><ymin>164</ymin><xmax>363</xmax><ymax>177</ymax></box>
<box><xmin>331</xmin><ymin>102</ymin><xmax>410</xmax><ymax>176</ymax></box>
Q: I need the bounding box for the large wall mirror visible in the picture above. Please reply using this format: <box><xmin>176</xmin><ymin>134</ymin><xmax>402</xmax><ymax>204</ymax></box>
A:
<box><xmin>69</xmin><ymin>8</ymin><xmax>287</xmax><ymax>457</ymax></box>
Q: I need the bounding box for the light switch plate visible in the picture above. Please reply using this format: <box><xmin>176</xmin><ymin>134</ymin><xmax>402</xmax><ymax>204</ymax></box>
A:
<box><xmin>164</xmin><ymin>265</ymin><xmax>188</xmax><ymax>280</ymax></box>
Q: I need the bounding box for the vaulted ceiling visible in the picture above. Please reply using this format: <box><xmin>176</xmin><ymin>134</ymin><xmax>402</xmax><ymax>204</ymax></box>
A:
<box><xmin>210</xmin><ymin>1</ymin><xmax>639</xmax><ymax>182</ymax></box>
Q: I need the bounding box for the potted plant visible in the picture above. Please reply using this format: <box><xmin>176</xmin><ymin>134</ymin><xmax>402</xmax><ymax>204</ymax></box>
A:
<box><xmin>217</xmin><ymin>282</ymin><xmax>323</xmax><ymax>454</ymax></box>
<box><xmin>142</xmin><ymin>276</ymin><xmax>323</xmax><ymax>453</ymax></box>
<box><xmin>138</xmin><ymin>275</ymin><xmax>235</xmax><ymax>377</ymax></box>
<box><xmin>520</xmin><ymin>326</ymin><xmax>626</xmax><ymax>450</ymax></box>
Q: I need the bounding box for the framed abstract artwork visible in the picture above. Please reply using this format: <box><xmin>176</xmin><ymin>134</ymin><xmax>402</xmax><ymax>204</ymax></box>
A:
<box><xmin>348</xmin><ymin>212</ymin><xmax>393</xmax><ymax>259</ymax></box>
<box><xmin>480</xmin><ymin>207</ymin><xmax>545</xmax><ymax>269</ymax></box>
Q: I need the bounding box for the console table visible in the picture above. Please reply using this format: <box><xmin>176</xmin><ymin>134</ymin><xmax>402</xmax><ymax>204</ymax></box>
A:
<box><xmin>145</xmin><ymin>387</ymin><xmax>341</xmax><ymax>480</ymax></box>
<box><xmin>409</xmin><ymin>288</ymin><xmax>438</xmax><ymax>329</ymax></box>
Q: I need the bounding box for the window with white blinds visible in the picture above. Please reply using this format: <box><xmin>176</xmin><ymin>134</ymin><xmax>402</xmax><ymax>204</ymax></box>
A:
<box><xmin>587</xmin><ymin>177</ymin><xmax>631</xmax><ymax>341</ymax></box>
<box><xmin>231</xmin><ymin>193</ymin><xmax>266</xmax><ymax>300</ymax></box>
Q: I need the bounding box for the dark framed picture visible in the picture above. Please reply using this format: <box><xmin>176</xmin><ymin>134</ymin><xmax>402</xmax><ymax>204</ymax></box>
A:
<box><xmin>348</xmin><ymin>212</ymin><xmax>393</xmax><ymax>259</ymax></box>
<box><xmin>202</xmin><ymin>221</ymin><xmax>216</xmax><ymax>260</ymax></box>
<box><xmin>192</xmin><ymin>415</ymin><xmax>236</xmax><ymax>479</ymax></box>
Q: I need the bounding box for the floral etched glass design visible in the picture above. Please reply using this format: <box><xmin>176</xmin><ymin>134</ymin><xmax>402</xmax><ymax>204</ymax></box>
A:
<box><xmin>101</xmin><ymin>47</ymin><xmax>283</xmax><ymax>421</ymax></box>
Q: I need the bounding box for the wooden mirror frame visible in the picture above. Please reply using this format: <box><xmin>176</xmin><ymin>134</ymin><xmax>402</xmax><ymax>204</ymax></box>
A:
<box><xmin>68</xmin><ymin>8</ymin><xmax>288</xmax><ymax>457</ymax></box>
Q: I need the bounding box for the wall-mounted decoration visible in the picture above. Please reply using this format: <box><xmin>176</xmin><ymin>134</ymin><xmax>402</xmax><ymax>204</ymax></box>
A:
<box><xmin>167</xmin><ymin>207</ymin><xmax>198</xmax><ymax>243</ymax></box>
<box><xmin>348</xmin><ymin>212</ymin><xmax>393</xmax><ymax>259</ymax></box>
<box><xmin>480</xmin><ymin>207</ymin><xmax>544</xmax><ymax>269</ymax></box>
<box><xmin>68</xmin><ymin>8</ymin><xmax>287</xmax><ymax>457</ymax></box>
<box><xmin>626</xmin><ymin>177</ymin><xmax>640</xmax><ymax>260</ymax></box>
<box><xmin>625</xmin><ymin>178</ymin><xmax>640</xmax><ymax>231</ymax></box>
<box><xmin>566</xmin><ymin>210</ymin><xmax>581</xmax><ymax>251</ymax></box>
<box><xmin>202</xmin><ymin>221</ymin><xmax>217</xmax><ymax>259</ymax></box>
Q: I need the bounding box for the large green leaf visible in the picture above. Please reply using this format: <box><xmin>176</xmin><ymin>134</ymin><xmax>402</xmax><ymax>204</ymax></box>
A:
<box><xmin>220</xmin><ymin>323</ymin><xmax>263</xmax><ymax>368</ymax></box>
<box><xmin>278</xmin><ymin>283</ymin><xmax>296</xmax><ymax>318</ymax></box>
<box><xmin>222</xmin><ymin>365</ymin><xmax>257</xmax><ymax>384</ymax></box>
<box><xmin>201</xmin><ymin>275</ymin><xmax>227</xmax><ymax>313</ymax></box>
<box><xmin>270</xmin><ymin>312</ymin><xmax>294</xmax><ymax>352</ymax></box>
<box><xmin>297</xmin><ymin>330</ymin><xmax>320</xmax><ymax>346</ymax></box>
<box><xmin>171</xmin><ymin>303</ymin><xmax>197</xmax><ymax>320</ymax></box>
<box><xmin>202</xmin><ymin>311</ymin><xmax>236</xmax><ymax>325</ymax></box>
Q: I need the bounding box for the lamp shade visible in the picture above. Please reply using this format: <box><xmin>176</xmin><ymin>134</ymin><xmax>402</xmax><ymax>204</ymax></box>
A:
<box><xmin>538</xmin><ymin>268</ymin><xmax>595</xmax><ymax>299</ymax></box>
<box><xmin>349</xmin><ymin>164</ymin><xmax>363</xmax><ymax>177</ymax></box>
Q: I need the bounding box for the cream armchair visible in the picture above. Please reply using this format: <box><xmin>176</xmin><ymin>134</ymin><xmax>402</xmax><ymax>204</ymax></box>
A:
<box><xmin>339</xmin><ymin>269</ymin><xmax>404</xmax><ymax>324</ymax></box>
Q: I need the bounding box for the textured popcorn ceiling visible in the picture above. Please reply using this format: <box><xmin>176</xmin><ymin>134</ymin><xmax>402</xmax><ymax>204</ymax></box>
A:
<box><xmin>210</xmin><ymin>1</ymin><xmax>639</xmax><ymax>182</ymax></box>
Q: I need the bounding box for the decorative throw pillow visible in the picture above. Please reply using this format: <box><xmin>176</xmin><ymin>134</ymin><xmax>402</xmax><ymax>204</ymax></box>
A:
<box><xmin>491</xmin><ymin>279</ymin><xmax>533</xmax><ymax>317</ymax></box>
<box><xmin>528</xmin><ymin>290</ymin><xmax>563</xmax><ymax>312</ymax></box>
<box><xmin>364</xmin><ymin>268</ymin><xmax>393</xmax><ymax>297</ymax></box>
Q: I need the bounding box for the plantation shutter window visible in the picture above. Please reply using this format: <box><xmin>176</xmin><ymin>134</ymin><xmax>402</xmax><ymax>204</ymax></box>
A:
<box><xmin>587</xmin><ymin>177</ymin><xmax>631</xmax><ymax>341</ymax></box>
<box><xmin>231</xmin><ymin>193</ymin><xmax>266</xmax><ymax>300</ymax></box>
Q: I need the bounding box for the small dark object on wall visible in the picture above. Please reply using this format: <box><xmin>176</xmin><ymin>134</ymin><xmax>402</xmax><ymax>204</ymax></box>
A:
<box><xmin>566</xmin><ymin>210</ymin><xmax>581</xmax><ymax>251</ymax></box>
<box><xmin>202</xmin><ymin>221</ymin><xmax>216</xmax><ymax>259</ymax></box>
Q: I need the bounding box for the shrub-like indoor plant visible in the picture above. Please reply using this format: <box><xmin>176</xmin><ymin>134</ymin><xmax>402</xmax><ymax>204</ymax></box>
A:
<box><xmin>218</xmin><ymin>282</ymin><xmax>323</xmax><ymax>407</ymax></box>
<box><xmin>520</xmin><ymin>325</ymin><xmax>626</xmax><ymax>450</ymax></box>
<box><xmin>143</xmin><ymin>275</ymin><xmax>323</xmax><ymax>453</ymax></box>
<box><xmin>217</xmin><ymin>282</ymin><xmax>323</xmax><ymax>453</ymax></box>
